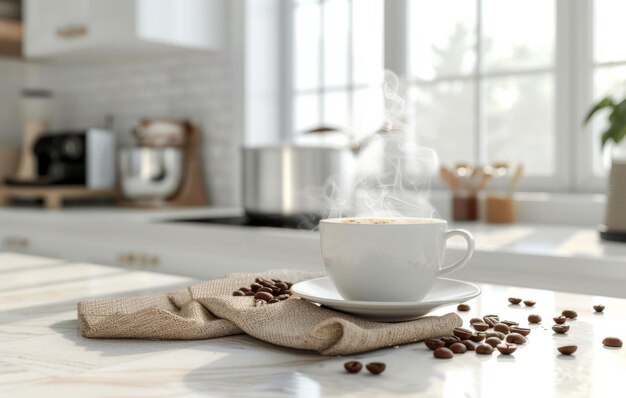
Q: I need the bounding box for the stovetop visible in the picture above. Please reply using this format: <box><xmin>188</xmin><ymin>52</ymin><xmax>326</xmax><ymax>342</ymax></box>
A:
<box><xmin>165</xmin><ymin>214</ymin><xmax>320</xmax><ymax>230</ymax></box>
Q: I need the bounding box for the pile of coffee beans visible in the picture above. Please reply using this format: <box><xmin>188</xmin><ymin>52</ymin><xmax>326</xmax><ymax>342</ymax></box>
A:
<box><xmin>343</xmin><ymin>361</ymin><xmax>386</xmax><ymax>375</ymax></box>
<box><xmin>232</xmin><ymin>277</ymin><xmax>293</xmax><ymax>304</ymax></box>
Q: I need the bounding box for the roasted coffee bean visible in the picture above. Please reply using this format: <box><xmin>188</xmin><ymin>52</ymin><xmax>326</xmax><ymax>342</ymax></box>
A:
<box><xmin>557</xmin><ymin>345</ymin><xmax>577</xmax><ymax>355</ymax></box>
<box><xmin>473</xmin><ymin>322</ymin><xmax>489</xmax><ymax>332</ymax></box>
<box><xmin>250</xmin><ymin>283</ymin><xmax>263</xmax><ymax>292</ymax></box>
<box><xmin>256</xmin><ymin>287</ymin><xmax>273</xmax><ymax>294</ymax></box>
<box><xmin>553</xmin><ymin>315</ymin><xmax>567</xmax><ymax>324</ymax></box>
<box><xmin>344</xmin><ymin>361</ymin><xmax>362</xmax><ymax>373</ymax></box>
<box><xmin>449</xmin><ymin>342</ymin><xmax>467</xmax><ymax>354</ymax></box>
<box><xmin>433</xmin><ymin>347</ymin><xmax>454</xmax><ymax>359</ymax></box>
<box><xmin>476</xmin><ymin>344</ymin><xmax>494</xmax><ymax>355</ymax></box>
<box><xmin>244</xmin><ymin>291</ymin><xmax>255</xmax><ymax>296</ymax></box>
<box><xmin>470</xmin><ymin>317</ymin><xmax>483</xmax><ymax>325</ymax></box>
<box><xmin>457</xmin><ymin>303</ymin><xmax>471</xmax><ymax>311</ymax></box>
<box><xmin>500</xmin><ymin>320</ymin><xmax>519</xmax><ymax>328</ymax></box>
<box><xmin>508</xmin><ymin>297</ymin><xmax>522</xmax><ymax>305</ymax></box>
<box><xmin>485</xmin><ymin>337</ymin><xmax>502</xmax><ymax>348</ymax></box>
<box><xmin>283</xmin><ymin>290</ymin><xmax>292</xmax><ymax>296</ymax></box>
<box><xmin>232</xmin><ymin>290</ymin><xmax>245</xmax><ymax>296</ymax></box>
<box><xmin>277</xmin><ymin>294</ymin><xmax>289</xmax><ymax>300</ymax></box>
<box><xmin>484</xmin><ymin>314</ymin><xmax>500</xmax><ymax>321</ymax></box>
<box><xmin>461</xmin><ymin>340</ymin><xmax>477</xmax><ymax>351</ymax></box>
<box><xmin>239</xmin><ymin>287</ymin><xmax>251</xmax><ymax>293</ymax></box>
<box><xmin>483</xmin><ymin>316</ymin><xmax>498</xmax><ymax>328</ymax></box>
<box><xmin>494</xmin><ymin>324</ymin><xmax>510</xmax><ymax>334</ymax></box>
<box><xmin>268</xmin><ymin>299</ymin><xmax>279</xmax><ymax>304</ymax></box>
<box><xmin>528</xmin><ymin>314</ymin><xmax>542</xmax><ymax>323</ymax></box>
<box><xmin>602</xmin><ymin>337</ymin><xmax>623</xmax><ymax>348</ymax></box>
<box><xmin>552</xmin><ymin>324</ymin><xmax>570</xmax><ymax>334</ymax></box>
<box><xmin>442</xmin><ymin>336</ymin><xmax>461</xmax><ymax>347</ymax></box>
<box><xmin>523</xmin><ymin>300</ymin><xmax>536</xmax><ymax>307</ymax></box>
<box><xmin>506</xmin><ymin>333</ymin><xmax>527</xmax><ymax>344</ymax></box>
<box><xmin>254</xmin><ymin>291</ymin><xmax>274</xmax><ymax>302</ymax></box>
<box><xmin>259</xmin><ymin>280</ymin><xmax>274</xmax><ymax>288</ymax></box>
<box><xmin>275</xmin><ymin>282</ymin><xmax>289</xmax><ymax>290</ymax></box>
<box><xmin>594</xmin><ymin>304</ymin><xmax>605</xmax><ymax>313</ymax></box>
<box><xmin>562</xmin><ymin>309</ymin><xmax>578</xmax><ymax>319</ymax></box>
<box><xmin>453</xmin><ymin>327</ymin><xmax>474</xmax><ymax>340</ymax></box>
<box><xmin>425</xmin><ymin>339</ymin><xmax>445</xmax><ymax>350</ymax></box>
<box><xmin>470</xmin><ymin>332</ymin><xmax>486</xmax><ymax>342</ymax></box>
<box><xmin>366</xmin><ymin>362</ymin><xmax>386</xmax><ymax>374</ymax></box>
<box><xmin>497</xmin><ymin>343</ymin><xmax>517</xmax><ymax>355</ymax></box>
<box><xmin>486</xmin><ymin>332</ymin><xmax>506</xmax><ymax>340</ymax></box>
<box><xmin>510</xmin><ymin>327</ymin><xmax>531</xmax><ymax>337</ymax></box>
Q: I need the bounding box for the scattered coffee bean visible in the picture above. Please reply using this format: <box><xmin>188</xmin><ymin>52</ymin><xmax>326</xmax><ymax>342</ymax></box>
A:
<box><xmin>593</xmin><ymin>304</ymin><xmax>605</xmax><ymax>313</ymax></box>
<box><xmin>552</xmin><ymin>324</ymin><xmax>570</xmax><ymax>334</ymax></box>
<box><xmin>256</xmin><ymin>287</ymin><xmax>273</xmax><ymax>294</ymax></box>
<box><xmin>506</xmin><ymin>333</ymin><xmax>527</xmax><ymax>344</ymax></box>
<box><xmin>277</xmin><ymin>294</ymin><xmax>289</xmax><ymax>300</ymax></box>
<box><xmin>497</xmin><ymin>343</ymin><xmax>517</xmax><ymax>355</ymax></box>
<box><xmin>275</xmin><ymin>282</ymin><xmax>289</xmax><ymax>291</ymax></box>
<box><xmin>510</xmin><ymin>327</ymin><xmax>531</xmax><ymax>337</ymax></box>
<box><xmin>553</xmin><ymin>316</ymin><xmax>567</xmax><ymax>324</ymax></box>
<box><xmin>453</xmin><ymin>327</ymin><xmax>474</xmax><ymax>340</ymax></box>
<box><xmin>434</xmin><ymin>347</ymin><xmax>454</xmax><ymax>359</ymax></box>
<box><xmin>483</xmin><ymin>316</ymin><xmax>499</xmax><ymax>328</ymax></box>
<box><xmin>602</xmin><ymin>337</ymin><xmax>623</xmax><ymax>348</ymax></box>
<box><xmin>473</xmin><ymin>322</ymin><xmax>489</xmax><ymax>332</ymax></box>
<box><xmin>457</xmin><ymin>303</ymin><xmax>471</xmax><ymax>311</ymax></box>
<box><xmin>344</xmin><ymin>361</ymin><xmax>362</xmax><ymax>373</ymax></box>
<box><xmin>470</xmin><ymin>332</ymin><xmax>487</xmax><ymax>342</ymax></box>
<box><xmin>508</xmin><ymin>297</ymin><xmax>522</xmax><ymax>305</ymax></box>
<box><xmin>232</xmin><ymin>290</ymin><xmax>245</xmax><ymax>296</ymax></box>
<box><xmin>283</xmin><ymin>290</ymin><xmax>292</xmax><ymax>295</ymax></box>
<box><xmin>486</xmin><ymin>332</ymin><xmax>506</xmax><ymax>340</ymax></box>
<box><xmin>425</xmin><ymin>339</ymin><xmax>445</xmax><ymax>350</ymax></box>
<box><xmin>470</xmin><ymin>317</ymin><xmax>483</xmax><ymax>325</ymax></box>
<box><xmin>268</xmin><ymin>299</ymin><xmax>279</xmax><ymax>304</ymax></box>
<box><xmin>449</xmin><ymin>342</ymin><xmax>467</xmax><ymax>354</ymax></box>
<box><xmin>557</xmin><ymin>345</ymin><xmax>577</xmax><ymax>355</ymax></box>
<box><xmin>250</xmin><ymin>282</ymin><xmax>263</xmax><ymax>292</ymax></box>
<box><xmin>484</xmin><ymin>314</ymin><xmax>500</xmax><ymax>321</ymax></box>
<box><xmin>523</xmin><ymin>300</ymin><xmax>536</xmax><ymax>307</ymax></box>
<box><xmin>476</xmin><ymin>344</ymin><xmax>494</xmax><ymax>355</ymax></box>
<box><xmin>461</xmin><ymin>340</ymin><xmax>477</xmax><ymax>351</ymax></box>
<box><xmin>239</xmin><ymin>287</ymin><xmax>251</xmax><ymax>293</ymax></box>
<box><xmin>494</xmin><ymin>324</ymin><xmax>510</xmax><ymax>334</ymax></box>
<box><xmin>528</xmin><ymin>314</ymin><xmax>542</xmax><ymax>323</ymax></box>
<box><xmin>366</xmin><ymin>362</ymin><xmax>386</xmax><ymax>375</ymax></box>
<box><xmin>562</xmin><ymin>310</ymin><xmax>578</xmax><ymax>319</ymax></box>
<box><xmin>486</xmin><ymin>337</ymin><xmax>502</xmax><ymax>348</ymax></box>
<box><xmin>442</xmin><ymin>336</ymin><xmax>462</xmax><ymax>347</ymax></box>
<box><xmin>254</xmin><ymin>291</ymin><xmax>274</xmax><ymax>302</ymax></box>
<box><xmin>244</xmin><ymin>291</ymin><xmax>255</xmax><ymax>296</ymax></box>
<box><xmin>500</xmin><ymin>320</ymin><xmax>519</xmax><ymax>328</ymax></box>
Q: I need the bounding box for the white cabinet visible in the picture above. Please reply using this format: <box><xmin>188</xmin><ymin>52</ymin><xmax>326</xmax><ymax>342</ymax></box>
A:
<box><xmin>24</xmin><ymin>0</ymin><xmax>223</xmax><ymax>59</ymax></box>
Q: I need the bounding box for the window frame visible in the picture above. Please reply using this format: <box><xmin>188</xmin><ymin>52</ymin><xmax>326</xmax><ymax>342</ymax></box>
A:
<box><xmin>285</xmin><ymin>0</ymin><xmax>613</xmax><ymax>193</ymax></box>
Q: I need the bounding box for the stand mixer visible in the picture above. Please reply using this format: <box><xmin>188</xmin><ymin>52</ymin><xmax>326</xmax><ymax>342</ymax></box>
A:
<box><xmin>119</xmin><ymin>119</ymin><xmax>208</xmax><ymax>207</ymax></box>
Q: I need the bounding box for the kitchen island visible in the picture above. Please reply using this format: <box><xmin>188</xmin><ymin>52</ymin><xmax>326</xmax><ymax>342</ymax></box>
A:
<box><xmin>1</xmin><ymin>252</ymin><xmax>625</xmax><ymax>397</ymax></box>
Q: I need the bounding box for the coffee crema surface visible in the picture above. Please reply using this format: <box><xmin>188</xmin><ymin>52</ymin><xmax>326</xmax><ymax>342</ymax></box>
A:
<box><xmin>326</xmin><ymin>217</ymin><xmax>444</xmax><ymax>225</ymax></box>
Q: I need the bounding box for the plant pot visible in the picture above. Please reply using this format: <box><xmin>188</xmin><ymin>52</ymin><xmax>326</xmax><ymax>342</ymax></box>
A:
<box><xmin>600</xmin><ymin>140</ymin><xmax>626</xmax><ymax>242</ymax></box>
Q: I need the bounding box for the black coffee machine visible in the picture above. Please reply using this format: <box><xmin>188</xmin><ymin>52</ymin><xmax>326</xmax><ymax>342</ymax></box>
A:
<box><xmin>5</xmin><ymin>129</ymin><xmax>116</xmax><ymax>188</ymax></box>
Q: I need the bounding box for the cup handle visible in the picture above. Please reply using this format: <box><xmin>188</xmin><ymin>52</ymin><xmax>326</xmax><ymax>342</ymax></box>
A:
<box><xmin>437</xmin><ymin>229</ymin><xmax>475</xmax><ymax>276</ymax></box>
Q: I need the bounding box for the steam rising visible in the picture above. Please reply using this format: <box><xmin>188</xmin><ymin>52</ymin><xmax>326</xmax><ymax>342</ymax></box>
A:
<box><xmin>323</xmin><ymin>70</ymin><xmax>439</xmax><ymax>219</ymax></box>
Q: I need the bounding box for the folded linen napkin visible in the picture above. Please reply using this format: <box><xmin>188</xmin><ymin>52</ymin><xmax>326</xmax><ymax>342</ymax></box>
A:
<box><xmin>78</xmin><ymin>270</ymin><xmax>462</xmax><ymax>355</ymax></box>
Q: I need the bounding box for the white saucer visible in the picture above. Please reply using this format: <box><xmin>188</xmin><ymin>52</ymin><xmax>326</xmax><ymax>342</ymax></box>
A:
<box><xmin>291</xmin><ymin>277</ymin><xmax>481</xmax><ymax>322</ymax></box>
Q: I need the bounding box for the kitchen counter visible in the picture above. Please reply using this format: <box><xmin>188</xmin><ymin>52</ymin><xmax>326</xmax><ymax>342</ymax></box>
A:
<box><xmin>1</xmin><ymin>252</ymin><xmax>625</xmax><ymax>397</ymax></box>
<box><xmin>1</xmin><ymin>207</ymin><xmax>626</xmax><ymax>298</ymax></box>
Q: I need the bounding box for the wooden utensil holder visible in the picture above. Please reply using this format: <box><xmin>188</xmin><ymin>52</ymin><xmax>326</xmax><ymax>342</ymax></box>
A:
<box><xmin>452</xmin><ymin>194</ymin><xmax>478</xmax><ymax>221</ymax></box>
<box><xmin>485</xmin><ymin>194</ymin><xmax>514</xmax><ymax>223</ymax></box>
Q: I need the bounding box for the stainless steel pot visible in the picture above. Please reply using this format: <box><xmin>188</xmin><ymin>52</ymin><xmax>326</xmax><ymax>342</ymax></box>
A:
<box><xmin>242</xmin><ymin>145</ymin><xmax>356</xmax><ymax>217</ymax></box>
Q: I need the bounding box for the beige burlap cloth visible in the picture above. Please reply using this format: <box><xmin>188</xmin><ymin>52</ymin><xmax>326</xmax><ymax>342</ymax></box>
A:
<box><xmin>78</xmin><ymin>270</ymin><xmax>462</xmax><ymax>355</ymax></box>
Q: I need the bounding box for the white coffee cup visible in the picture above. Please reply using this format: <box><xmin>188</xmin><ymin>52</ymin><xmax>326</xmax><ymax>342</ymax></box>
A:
<box><xmin>320</xmin><ymin>217</ymin><xmax>474</xmax><ymax>302</ymax></box>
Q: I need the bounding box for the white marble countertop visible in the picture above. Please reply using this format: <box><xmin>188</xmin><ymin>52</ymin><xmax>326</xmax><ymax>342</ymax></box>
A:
<box><xmin>2</xmin><ymin>252</ymin><xmax>625</xmax><ymax>397</ymax></box>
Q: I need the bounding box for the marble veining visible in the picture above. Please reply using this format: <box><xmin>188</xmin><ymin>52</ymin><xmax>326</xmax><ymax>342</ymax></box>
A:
<box><xmin>1</xmin><ymin>252</ymin><xmax>625</xmax><ymax>397</ymax></box>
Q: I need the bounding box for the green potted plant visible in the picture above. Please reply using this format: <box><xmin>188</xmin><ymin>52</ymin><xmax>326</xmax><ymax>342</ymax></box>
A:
<box><xmin>585</xmin><ymin>94</ymin><xmax>626</xmax><ymax>242</ymax></box>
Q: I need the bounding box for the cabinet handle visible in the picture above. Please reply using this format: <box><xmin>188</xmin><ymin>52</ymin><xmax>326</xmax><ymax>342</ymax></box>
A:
<box><xmin>56</xmin><ymin>25</ymin><xmax>88</xmax><ymax>39</ymax></box>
